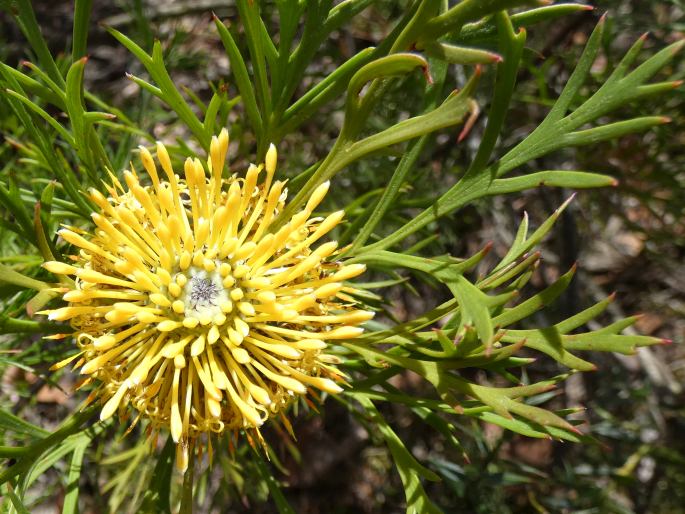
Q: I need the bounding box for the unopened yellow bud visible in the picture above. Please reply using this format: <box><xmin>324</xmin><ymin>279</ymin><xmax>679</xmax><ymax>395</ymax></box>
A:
<box><xmin>305</xmin><ymin>180</ymin><xmax>330</xmax><ymax>212</ymax></box>
<box><xmin>43</xmin><ymin>261</ymin><xmax>77</xmax><ymax>275</ymax></box>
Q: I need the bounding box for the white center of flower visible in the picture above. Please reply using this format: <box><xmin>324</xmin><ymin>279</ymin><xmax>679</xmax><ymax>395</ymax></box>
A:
<box><xmin>182</xmin><ymin>267</ymin><xmax>229</xmax><ymax>320</ymax></box>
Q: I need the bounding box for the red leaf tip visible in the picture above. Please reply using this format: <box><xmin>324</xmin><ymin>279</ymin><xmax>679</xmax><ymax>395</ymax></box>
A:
<box><xmin>423</xmin><ymin>65</ymin><xmax>434</xmax><ymax>85</ymax></box>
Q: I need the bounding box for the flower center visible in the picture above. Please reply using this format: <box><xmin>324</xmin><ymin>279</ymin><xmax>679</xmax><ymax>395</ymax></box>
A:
<box><xmin>182</xmin><ymin>268</ymin><xmax>227</xmax><ymax>321</ymax></box>
<box><xmin>149</xmin><ymin>252</ymin><xmax>256</xmax><ymax>345</ymax></box>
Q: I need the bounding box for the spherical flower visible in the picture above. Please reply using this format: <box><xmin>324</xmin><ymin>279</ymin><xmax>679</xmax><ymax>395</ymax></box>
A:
<box><xmin>40</xmin><ymin>129</ymin><xmax>372</xmax><ymax>471</ymax></box>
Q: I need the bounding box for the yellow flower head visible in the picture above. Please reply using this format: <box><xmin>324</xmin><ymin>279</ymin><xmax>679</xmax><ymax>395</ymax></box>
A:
<box><xmin>41</xmin><ymin>129</ymin><xmax>371</xmax><ymax>471</ymax></box>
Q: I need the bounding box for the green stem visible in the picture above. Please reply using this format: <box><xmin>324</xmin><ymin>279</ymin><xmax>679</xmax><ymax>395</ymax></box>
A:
<box><xmin>0</xmin><ymin>317</ymin><xmax>68</xmax><ymax>334</ymax></box>
<box><xmin>0</xmin><ymin>407</ymin><xmax>97</xmax><ymax>486</ymax></box>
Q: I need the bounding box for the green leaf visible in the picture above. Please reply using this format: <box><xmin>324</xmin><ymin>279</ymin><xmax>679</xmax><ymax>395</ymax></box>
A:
<box><xmin>0</xmin><ymin>172</ymin><xmax>36</xmax><ymax>244</ymax></box>
<box><xmin>0</xmin><ymin>315</ymin><xmax>67</xmax><ymax>335</ymax></box>
<box><xmin>102</xmin><ymin>443</ymin><xmax>151</xmax><ymax>513</ymax></box>
<box><xmin>19</xmin><ymin>427</ymin><xmax>98</xmax><ymax>495</ymax></box>
<box><xmin>4</xmin><ymin>484</ymin><xmax>31</xmax><ymax>514</ymax></box>
<box><xmin>0</xmin><ymin>63</ymin><xmax>65</xmax><ymax>108</ymax></box>
<box><xmin>563</xmin><ymin>117</ymin><xmax>670</xmax><ymax>146</ymax></box>
<box><xmin>355</xmin><ymin>396</ymin><xmax>443</xmax><ymax>514</ymax></box>
<box><xmin>549</xmin><ymin>14</ymin><xmax>605</xmax><ymax>120</ymax></box>
<box><xmin>275</xmin><ymin>1</ymin><xmax>339</xmax><ymax>116</ymax></box>
<box><xmin>0</xmin><ymin>407</ymin><xmax>96</xmax><ymax>487</ymax></box>
<box><xmin>348</xmin><ymin>135</ymin><xmax>427</xmax><ymax>254</ymax></box>
<box><xmin>203</xmin><ymin>90</ymin><xmax>227</xmax><ymax>137</ymax></box>
<box><xmin>421</xmin><ymin>42</ymin><xmax>502</xmax><ymax>64</ymax></box>
<box><xmin>279</xmin><ymin>48</ymin><xmax>375</xmax><ymax>138</ymax></box>
<box><xmin>346</xmin><ymin>79</ymin><xmax>475</xmax><ymax>158</ymax></box>
<box><xmin>33</xmin><ymin>202</ymin><xmax>56</xmax><ymax>262</ymax></box>
<box><xmin>61</xmin><ymin>442</ymin><xmax>87</xmax><ymax>514</ymax></box>
<box><xmin>236</xmin><ymin>0</ymin><xmax>271</xmax><ymax>152</ymax></box>
<box><xmin>458</xmin><ymin>3</ymin><xmax>595</xmax><ymax>43</ymax></box>
<box><xmin>419</xmin><ymin>0</ymin><xmax>542</xmax><ymax>43</ymax></box>
<box><xmin>252</xmin><ymin>447</ymin><xmax>296</xmax><ymax>514</ymax></box>
<box><xmin>488</xmin><ymin>170</ymin><xmax>616</xmax><ymax>194</ymax></box>
<box><xmin>2</xmin><ymin>0</ymin><xmax>64</xmax><ymax>87</ymax></box>
<box><xmin>0</xmin><ymin>446</ymin><xmax>29</xmax><ymax>458</ymax></box>
<box><xmin>502</xmin><ymin>327</ymin><xmax>595</xmax><ymax>371</ymax></box>
<box><xmin>179</xmin><ymin>449</ymin><xmax>194</xmax><ymax>514</ymax></box>
<box><xmin>0</xmin><ymin>263</ymin><xmax>48</xmax><ymax>290</ymax></box>
<box><xmin>107</xmin><ymin>28</ymin><xmax>209</xmax><ymax>150</ymax></box>
<box><xmin>3</xmin><ymin>89</ymin><xmax>75</xmax><ymax>145</ymax></box>
<box><xmin>352</xmin><ymin>298</ymin><xmax>460</xmax><ymax>346</ymax></box>
<box><xmin>450</xmin><ymin>275</ymin><xmax>494</xmax><ymax>346</ymax></box>
<box><xmin>463</xmin><ymin>378</ymin><xmax>578</xmax><ymax>433</ymax></box>
<box><xmin>213</xmin><ymin>15</ymin><xmax>263</xmax><ymax>140</ymax></box>
<box><xmin>139</xmin><ymin>437</ymin><xmax>174</xmax><ymax>514</ymax></box>
<box><xmin>0</xmin><ymin>408</ymin><xmax>49</xmax><ymax>439</ymax></box>
<box><xmin>352</xmin><ymin>247</ymin><xmax>488</xmax><ymax>281</ymax></box>
<box><xmin>492</xmin><ymin>265</ymin><xmax>576</xmax><ymax>327</ymax></box>
<box><xmin>363</xmin><ymin>20</ymin><xmax>680</xmax><ymax>253</ymax></box>
<box><xmin>66</xmin><ymin>57</ymin><xmax>103</xmax><ymax>184</ymax></box>
<box><xmin>72</xmin><ymin>0</ymin><xmax>93</xmax><ymax>60</ymax></box>
<box><xmin>275</xmin><ymin>74</ymin><xmax>476</xmax><ymax>228</ymax></box>
<box><xmin>467</xmin><ymin>410</ymin><xmax>583</xmax><ymax>442</ymax></box>
<box><xmin>346</xmin><ymin>53</ymin><xmax>428</xmax><ymax>113</ymax></box>
<box><xmin>494</xmin><ymin>196</ymin><xmax>574</xmax><ymax>272</ymax></box>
